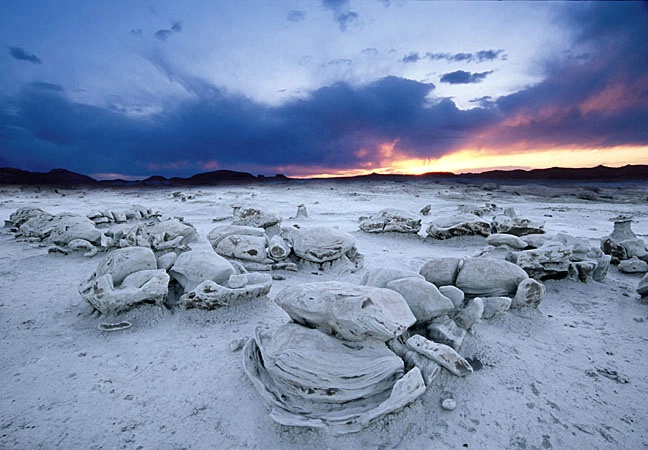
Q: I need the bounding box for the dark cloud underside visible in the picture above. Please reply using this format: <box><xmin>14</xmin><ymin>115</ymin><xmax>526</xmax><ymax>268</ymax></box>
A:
<box><xmin>440</xmin><ymin>70</ymin><xmax>493</xmax><ymax>84</ymax></box>
<box><xmin>8</xmin><ymin>46</ymin><xmax>42</xmax><ymax>64</ymax></box>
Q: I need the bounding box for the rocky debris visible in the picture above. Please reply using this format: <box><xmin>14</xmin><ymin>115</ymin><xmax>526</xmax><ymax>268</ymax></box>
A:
<box><xmin>9</xmin><ymin>207</ymin><xmax>103</xmax><ymax>256</ymax></box>
<box><xmin>232</xmin><ymin>207</ymin><xmax>282</xmax><ymax>235</ymax></box>
<box><xmin>426</xmin><ymin>213</ymin><xmax>491</xmax><ymax>239</ymax></box>
<box><xmin>359</xmin><ymin>208</ymin><xmax>422</xmax><ymax>234</ymax></box>
<box><xmin>104</xmin><ymin>218</ymin><xmax>198</xmax><ymax>254</ymax></box>
<box><xmin>87</xmin><ymin>207</ymin><xmax>157</xmax><ymax>226</ymax></box>
<box><xmin>477</xmin><ymin>232</ymin><xmax>611</xmax><ymax>282</ymax></box>
<box><xmin>491</xmin><ymin>207</ymin><xmax>545</xmax><ymax>236</ymax></box>
<box><xmin>79</xmin><ymin>247</ymin><xmax>170</xmax><ymax>314</ymax></box>
<box><xmin>427</xmin><ymin>315</ymin><xmax>467</xmax><ymax>350</ymax></box>
<box><xmin>180</xmin><ymin>273</ymin><xmax>272</xmax><ymax>310</ymax></box>
<box><xmin>601</xmin><ymin>216</ymin><xmax>648</xmax><ymax>264</ymax></box>
<box><xmin>406</xmin><ymin>335</ymin><xmax>473</xmax><ymax>377</ymax></box>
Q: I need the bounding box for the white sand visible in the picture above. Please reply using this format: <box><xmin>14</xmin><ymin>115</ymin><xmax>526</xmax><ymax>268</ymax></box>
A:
<box><xmin>1</xmin><ymin>180</ymin><xmax>646</xmax><ymax>449</ymax></box>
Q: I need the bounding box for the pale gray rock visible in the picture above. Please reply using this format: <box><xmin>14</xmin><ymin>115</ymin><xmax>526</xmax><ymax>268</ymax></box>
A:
<box><xmin>232</xmin><ymin>207</ymin><xmax>281</xmax><ymax>229</ymax></box>
<box><xmin>48</xmin><ymin>214</ymin><xmax>103</xmax><ymax>245</ymax></box>
<box><xmin>207</xmin><ymin>225</ymin><xmax>266</xmax><ymax>248</ymax></box>
<box><xmin>9</xmin><ymin>207</ymin><xmax>50</xmax><ymax>227</ymax></box>
<box><xmin>67</xmin><ymin>238</ymin><xmax>98</xmax><ymax>257</ymax></box>
<box><xmin>453</xmin><ymin>297</ymin><xmax>484</xmax><ymax>330</ymax></box>
<box><xmin>243</xmin><ymin>323</ymin><xmax>426</xmax><ymax>434</ymax></box>
<box><xmin>637</xmin><ymin>273</ymin><xmax>648</xmax><ymax>297</ymax></box>
<box><xmin>228</xmin><ymin>273</ymin><xmax>249</xmax><ymax>289</ymax></box>
<box><xmin>512</xmin><ymin>242</ymin><xmax>573</xmax><ymax>280</ymax></box>
<box><xmin>79</xmin><ymin>267</ymin><xmax>169</xmax><ymax>314</ymax></box>
<box><xmin>93</xmin><ymin>247</ymin><xmax>158</xmax><ymax>286</ymax></box>
<box><xmin>419</xmin><ymin>257</ymin><xmax>462</xmax><ymax>287</ymax></box>
<box><xmin>267</xmin><ymin>235</ymin><xmax>291</xmax><ymax>261</ymax></box>
<box><xmin>492</xmin><ymin>209</ymin><xmax>545</xmax><ymax>236</ymax></box>
<box><xmin>592</xmin><ymin>254</ymin><xmax>611</xmax><ymax>282</ymax></box>
<box><xmin>388</xmin><ymin>338</ymin><xmax>441</xmax><ymax>386</ymax></box>
<box><xmin>512</xmin><ymin>278</ymin><xmax>545</xmax><ymax>308</ymax></box>
<box><xmin>156</xmin><ymin>252</ymin><xmax>178</xmax><ymax>272</ymax></box>
<box><xmin>455</xmin><ymin>258</ymin><xmax>528</xmax><ymax>297</ymax></box>
<box><xmin>618</xmin><ymin>257</ymin><xmax>648</xmax><ymax>273</ymax></box>
<box><xmin>359</xmin><ymin>208</ymin><xmax>422</xmax><ymax>234</ymax></box>
<box><xmin>441</xmin><ymin>398</ymin><xmax>457</xmax><ymax>411</ymax></box>
<box><xmin>180</xmin><ymin>273</ymin><xmax>272</xmax><ymax>309</ymax></box>
<box><xmin>427</xmin><ymin>315</ymin><xmax>467</xmax><ymax>350</ymax></box>
<box><xmin>284</xmin><ymin>226</ymin><xmax>356</xmax><ymax>263</ymax></box>
<box><xmin>439</xmin><ymin>285</ymin><xmax>465</xmax><ymax>309</ymax></box>
<box><xmin>275</xmin><ymin>281</ymin><xmax>416</xmax><ymax>343</ymax></box>
<box><xmin>385</xmin><ymin>277</ymin><xmax>455</xmax><ymax>323</ymax></box>
<box><xmin>480</xmin><ymin>296</ymin><xmax>513</xmax><ymax>319</ymax></box>
<box><xmin>406</xmin><ymin>335</ymin><xmax>473</xmax><ymax>377</ymax></box>
<box><xmin>215</xmin><ymin>234</ymin><xmax>269</xmax><ymax>263</ymax></box>
<box><xmin>486</xmin><ymin>233</ymin><xmax>528</xmax><ymax>250</ymax></box>
<box><xmin>361</xmin><ymin>268</ymin><xmax>424</xmax><ymax>288</ymax></box>
<box><xmin>170</xmin><ymin>250</ymin><xmax>236</xmax><ymax>292</ymax></box>
<box><xmin>426</xmin><ymin>213</ymin><xmax>491</xmax><ymax>239</ymax></box>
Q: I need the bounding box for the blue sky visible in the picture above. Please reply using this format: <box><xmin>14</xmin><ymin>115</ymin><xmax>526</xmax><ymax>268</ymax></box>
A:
<box><xmin>1</xmin><ymin>1</ymin><xmax>647</xmax><ymax>178</ymax></box>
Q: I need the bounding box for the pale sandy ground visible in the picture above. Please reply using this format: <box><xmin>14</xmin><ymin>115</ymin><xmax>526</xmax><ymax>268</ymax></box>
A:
<box><xmin>1</xmin><ymin>180</ymin><xmax>647</xmax><ymax>450</ymax></box>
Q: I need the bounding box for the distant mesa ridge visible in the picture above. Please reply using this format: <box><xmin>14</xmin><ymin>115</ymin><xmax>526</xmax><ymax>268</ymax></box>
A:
<box><xmin>0</xmin><ymin>165</ymin><xmax>646</xmax><ymax>186</ymax></box>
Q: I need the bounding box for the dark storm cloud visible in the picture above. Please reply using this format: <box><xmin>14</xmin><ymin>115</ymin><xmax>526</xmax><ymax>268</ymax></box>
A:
<box><xmin>476</xmin><ymin>2</ymin><xmax>648</xmax><ymax>150</ymax></box>
<box><xmin>30</xmin><ymin>81</ymin><xmax>64</xmax><ymax>92</ymax></box>
<box><xmin>8</xmin><ymin>47</ymin><xmax>42</xmax><ymax>64</ymax></box>
<box><xmin>154</xmin><ymin>29</ymin><xmax>173</xmax><ymax>41</ymax></box>
<box><xmin>287</xmin><ymin>10</ymin><xmax>306</xmax><ymax>22</ymax></box>
<box><xmin>440</xmin><ymin>70</ymin><xmax>493</xmax><ymax>84</ymax></box>
<box><xmin>0</xmin><ymin>74</ymin><xmax>497</xmax><ymax>176</ymax></box>
<box><xmin>402</xmin><ymin>52</ymin><xmax>420</xmax><ymax>64</ymax></box>
<box><xmin>425</xmin><ymin>49</ymin><xmax>505</xmax><ymax>63</ymax></box>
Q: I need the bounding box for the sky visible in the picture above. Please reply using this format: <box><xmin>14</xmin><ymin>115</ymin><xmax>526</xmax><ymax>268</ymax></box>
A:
<box><xmin>0</xmin><ymin>1</ymin><xmax>647</xmax><ymax>179</ymax></box>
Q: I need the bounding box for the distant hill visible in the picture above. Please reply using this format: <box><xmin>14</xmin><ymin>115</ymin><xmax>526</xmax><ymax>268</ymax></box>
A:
<box><xmin>1</xmin><ymin>164</ymin><xmax>646</xmax><ymax>187</ymax></box>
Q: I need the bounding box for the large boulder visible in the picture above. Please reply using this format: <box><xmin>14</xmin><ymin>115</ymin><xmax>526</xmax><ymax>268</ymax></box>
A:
<box><xmin>169</xmin><ymin>250</ymin><xmax>237</xmax><ymax>292</ymax></box>
<box><xmin>385</xmin><ymin>277</ymin><xmax>455</xmax><ymax>323</ymax></box>
<box><xmin>426</xmin><ymin>214</ymin><xmax>491</xmax><ymax>240</ymax></box>
<box><xmin>274</xmin><ymin>281</ymin><xmax>416</xmax><ymax>343</ymax></box>
<box><xmin>455</xmin><ymin>258</ymin><xmax>528</xmax><ymax>297</ymax></box>
<box><xmin>419</xmin><ymin>257</ymin><xmax>462</xmax><ymax>287</ymax></box>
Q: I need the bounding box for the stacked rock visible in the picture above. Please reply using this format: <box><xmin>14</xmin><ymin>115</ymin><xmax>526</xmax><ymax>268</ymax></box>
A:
<box><xmin>601</xmin><ymin>216</ymin><xmax>648</xmax><ymax>275</ymax></box>
<box><xmin>244</xmin><ymin>280</ymin><xmax>477</xmax><ymax>434</ymax></box>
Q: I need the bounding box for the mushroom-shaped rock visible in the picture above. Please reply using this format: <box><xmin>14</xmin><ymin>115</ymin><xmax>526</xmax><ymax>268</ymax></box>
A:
<box><xmin>170</xmin><ymin>250</ymin><xmax>236</xmax><ymax>292</ymax></box>
<box><xmin>243</xmin><ymin>323</ymin><xmax>426</xmax><ymax>434</ymax></box>
<box><xmin>426</xmin><ymin>214</ymin><xmax>491</xmax><ymax>240</ymax></box>
<box><xmin>361</xmin><ymin>268</ymin><xmax>424</xmax><ymax>288</ymax></box>
<box><xmin>274</xmin><ymin>281</ymin><xmax>416</xmax><ymax>343</ymax></box>
<box><xmin>419</xmin><ymin>257</ymin><xmax>462</xmax><ymax>287</ymax></box>
<box><xmin>385</xmin><ymin>277</ymin><xmax>455</xmax><ymax>323</ymax></box>
<box><xmin>180</xmin><ymin>273</ymin><xmax>272</xmax><ymax>309</ymax></box>
<box><xmin>455</xmin><ymin>258</ymin><xmax>528</xmax><ymax>297</ymax></box>
<box><xmin>359</xmin><ymin>209</ymin><xmax>421</xmax><ymax>234</ymax></box>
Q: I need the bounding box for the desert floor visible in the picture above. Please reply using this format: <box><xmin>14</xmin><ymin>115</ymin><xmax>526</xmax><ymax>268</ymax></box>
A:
<box><xmin>1</xmin><ymin>180</ymin><xmax>647</xmax><ymax>450</ymax></box>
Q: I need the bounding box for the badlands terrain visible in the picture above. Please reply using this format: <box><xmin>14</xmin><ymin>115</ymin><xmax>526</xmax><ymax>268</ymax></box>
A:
<box><xmin>1</xmin><ymin>179</ymin><xmax>647</xmax><ymax>449</ymax></box>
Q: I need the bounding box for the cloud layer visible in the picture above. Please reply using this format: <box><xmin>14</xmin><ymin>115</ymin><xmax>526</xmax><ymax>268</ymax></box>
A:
<box><xmin>1</xmin><ymin>2</ymin><xmax>646</xmax><ymax>177</ymax></box>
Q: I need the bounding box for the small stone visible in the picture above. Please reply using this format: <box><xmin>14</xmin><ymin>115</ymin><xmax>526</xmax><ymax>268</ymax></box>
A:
<box><xmin>439</xmin><ymin>285</ymin><xmax>464</xmax><ymax>309</ymax></box>
<box><xmin>427</xmin><ymin>315</ymin><xmax>467</xmax><ymax>350</ymax></box>
<box><xmin>619</xmin><ymin>256</ymin><xmax>648</xmax><ymax>274</ymax></box>
<box><xmin>512</xmin><ymin>278</ymin><xmax>545</xmax><ymax>308</ymax></box>
<box><xmin>406</xmin><ymin>335</ymin><xmax>473</xmax><ymax>377</ymax></box>
<box><xmin>453</xmin><ymin>297</ymin><xmax>484</xmax><ymax>330</ymax></box>
<box><xmin>441</xmin><ymin>398</ymin><xmax>457</xmax><ymax>411</ymax></box>
<box><xmin>229</xmin><ymin>338</ymin><xmax>247</xmax><ymax>352</ymax></box>
<box><xmin>228</xmin><ymin>273</ymin><xmax>249</xmax><ymax>289</ymax></box>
